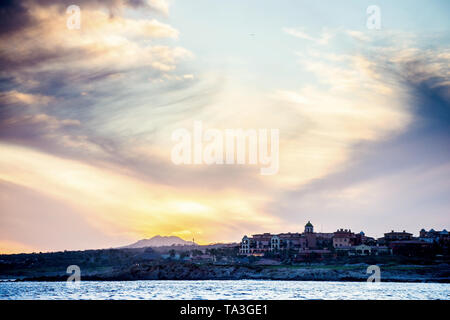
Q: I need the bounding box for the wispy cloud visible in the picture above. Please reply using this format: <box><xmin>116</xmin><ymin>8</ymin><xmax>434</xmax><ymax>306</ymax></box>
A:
<box><xmin>266</xmin><ymin>29</ymin><xmax>450</xmax><ymax>237</ymax></box>
<box><xmin>283</xmin><ymin>27</ymin><xmax>334</xmax><ymax>45</ymax></box>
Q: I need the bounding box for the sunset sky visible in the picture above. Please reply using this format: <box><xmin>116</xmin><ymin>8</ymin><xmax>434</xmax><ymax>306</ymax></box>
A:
<box><xmin>0</xmin><ymin>0</ymin><xmax>449</xmax><ymax>253</ymax></box>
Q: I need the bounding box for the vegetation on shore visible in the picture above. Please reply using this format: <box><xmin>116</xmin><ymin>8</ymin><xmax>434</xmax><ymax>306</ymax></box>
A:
<box><xmin>1</xmin><ymin>245</ymin><xmax>449</xmax><ymax>283</ymax></box>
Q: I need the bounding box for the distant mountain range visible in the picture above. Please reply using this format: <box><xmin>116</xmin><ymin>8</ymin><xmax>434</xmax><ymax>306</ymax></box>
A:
<box><xmin>123</xmin><ymin>235</ymin><xmax>196</xmax><ymax>248</ymax></box>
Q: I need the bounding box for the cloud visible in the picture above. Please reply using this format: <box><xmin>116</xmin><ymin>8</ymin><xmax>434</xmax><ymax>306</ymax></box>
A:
<box><xmin>1</xmin><ymin>1</ymin><xmax>449</xmax><ymax>253</ymax></box>
<box><xmin>264</xmin><ymin>32</ymin><xmax>450</xmax><ymax>236</ymax></box>
<box><xmin>0</xmin><ymin>143</ymin><xmax>282</xmax><ymax>246</ymax></box>
<box><xmin>0</xmin><ymin>90</ymin><xmax>54</xmax><ymax>106</ymax></box>
<box><xmin>260</xmin><ymin>39</ymin><xmax>416</xmax><ymax>188</ymax></box>
<box><xmin>283</xmin><ymin>27</ymin><xmax>333</xmax><ymax>45</ymax></box>
<box><xmin>346</xmin><ymin>30</ymin><xmax>371</xmax><ymax>42</ymax></box>
<box><xmin>0</xmin><ymin>0</ymin><xmax>170</xmax><ymax>38</ymax></box>
<box><xmin>0</xmin><ymin>0</ymin><xmax>194</xmax><ymax>164</ymax></box>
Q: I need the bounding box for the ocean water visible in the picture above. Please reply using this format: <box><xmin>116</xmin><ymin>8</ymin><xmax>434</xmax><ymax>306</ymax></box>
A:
<box><xmin>0</xmin><ymin>280</ymin><xmax>449</xmax><ymax>300</ymax></box>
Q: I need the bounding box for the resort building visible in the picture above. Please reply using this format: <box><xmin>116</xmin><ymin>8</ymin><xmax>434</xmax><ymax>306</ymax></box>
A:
<box><xmin>240</xmin><ymin>235</ymin><xmax>251</xmax><ymax>254</ymax></box>
<box><xmin>239</xmin><ymin>221</ymin><xmax>334</xmax><ymax>255</ymax></box>
<box><xmin>332</xmin><ymin>229</ymin><xmax>357</xmax><ymax>248</ymax></box>
<box><xmin>419</xmin><ymin>229</ymin><xmax>449</xmax><ymax>243</ymax></box>
<box><xmin>239</xmin><ymin>223</ymin><xmax>447</xmax><ymax>258</ymax></box>
<box><xmin>348</xmin><ymin>244</ymin><xmax>392</xmax><ymax>256</ymax></box>
<box><xmin>378</xmin><ymin>230</ymin><xmax>413</xmax><ymax>244</ymax></box>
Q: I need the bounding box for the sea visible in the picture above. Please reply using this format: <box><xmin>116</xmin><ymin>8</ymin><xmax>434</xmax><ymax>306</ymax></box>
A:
<box><xmin>0</xmin><ymin>280</ymin><xmax>449</xmax><ymax>300</ymax></box>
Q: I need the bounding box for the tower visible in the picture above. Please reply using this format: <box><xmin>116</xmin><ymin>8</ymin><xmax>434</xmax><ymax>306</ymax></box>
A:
<box><xmin>304</xmin><ymin>221</ymin><xmax>314</xmax><ymax>233</ymax></box>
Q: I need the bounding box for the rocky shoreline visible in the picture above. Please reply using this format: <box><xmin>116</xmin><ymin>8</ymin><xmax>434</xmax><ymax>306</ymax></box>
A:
<box><xmin>13</xmin><ymin>262</ymin><xmax>450</xmax><ymax>283</ymax></box>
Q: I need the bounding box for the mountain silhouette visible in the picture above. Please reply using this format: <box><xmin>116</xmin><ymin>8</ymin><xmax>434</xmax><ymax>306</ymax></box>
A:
<box><xmin>123</xmin><ymin>235</ymin><xmax>196</xmax><ymax>248</ymax></box>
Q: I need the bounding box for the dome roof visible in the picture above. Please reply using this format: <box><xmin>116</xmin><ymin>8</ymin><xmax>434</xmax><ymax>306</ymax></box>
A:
<box><xmin>305</xmin><ymin>221</ymin><xmax>313</xmax><ymax>227</ymax></box>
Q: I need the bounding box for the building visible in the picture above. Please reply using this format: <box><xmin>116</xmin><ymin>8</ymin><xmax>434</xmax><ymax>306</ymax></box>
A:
<box><xmin>252</xmin><ymin>233</ymin><xmax>272</xmax><ymax>253</ymax></box>
<box><xmin>315</xmin><ymin>232</ymin><xmax>334</xmax><ymax>248</ymax></box>
<box><xmin>239</xmin><ymin>221</ymin><xmax>333</xmax><ymax>255</ymax></box>
<box><xmin>333</xmin><ymin>229</ymin><xmax>356</xmax><ymax>248</ymax></box>
<box><xmin>349</xmin><ymin>244</ymin><xmax>372</xmax><ymax>256</ymax></box>
<box><xmin>240</xmin><ymin>232</ymin><xmax>307</xmax><ymax>255</ymax></box>
<box><xmin>271</xmin><ymin>235</ymin><xmax>280</xmax><ymax>251</ymax></box>
<box><xmin>335</xmin><ymin>246</ymin><xmax>352</xmax><ymax>256</ymax></box>
<box><xmin>296</xmin><ymin>249</ymin><xmax>333</xmax><ymax>261</ymax></box>
<box><xmin>239</xmin><ymin>223</ymin><xmax>444</xmax><ymax>258</ymax></box>
<box><xmin>304</xmin><ymin>221</ymin><xmax>313</xmax><ymax>233</ymax></box>
<box><xmin>277</xmin><ymin>232</ymin><xmax>308</xmax><ymax>250</ymax></box>
<box><xmin>356</xmin><ymin>231</ymin><xmax>376</xmax><ymax>245</ymax></box>
<box><xmin>348</xmin><ymin>244</ymin><xmax>392</xmax><ymax>256</ymax></box>
<box><xmin>371</xmin><ymin>245</ymin><xmax>392</xmax><ymax>256</ymax></box>
<box><xmin>239</xmin><ymin>235</ymin><xmax>251</xmax><ymax>254</ymax></box>
<box><xmin>303</xmin><ymin>221</ymin><xmax>317</xmax><ymax>249</ymax></box>
<box><xmin>382</xmin><ymin>230</ymin><xmax>413</xmax><ymax>242</ymax></box>
<box><xmin>419</xmin><ymin>229</ymin><xmax>449</xmax><ymax>244</ymax></box>
<box><xmin>389</xmin><ymin>240</ymin><xmax>432</xmax><ymax>256</ymax></box>
<box><xmin>303</xmin><ymin>221</ymin><xmax>335</xmax><ymax>249</ymax></box>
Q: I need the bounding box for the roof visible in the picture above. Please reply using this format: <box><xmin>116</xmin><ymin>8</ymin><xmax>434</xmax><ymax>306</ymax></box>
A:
<box><xmin>385</xmin><ymin>231</ymin><xmax>412</xmax><ymax>235</ymax></box>
<box><xmin>305</xmin><ymin>221</ymin><xmax>313</xmax><ymax>227</ymax></box>
<box><xmin>334</xmin><ymin>233</ymin><xmax>353</xmax><ymax>238</ymax></box>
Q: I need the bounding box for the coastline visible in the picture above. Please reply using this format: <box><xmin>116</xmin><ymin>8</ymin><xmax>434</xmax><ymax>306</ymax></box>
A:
<box><xmin>8</xmin><ymin>262</ymin><xmax>450</xmax><ymax>283</ymax></box>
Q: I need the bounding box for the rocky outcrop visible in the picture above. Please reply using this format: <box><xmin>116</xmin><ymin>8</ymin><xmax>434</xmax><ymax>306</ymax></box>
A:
<box><xmin>16</xmin><ymin>262</ymin><xmax>450</xmax><ymax>283</ymax></box>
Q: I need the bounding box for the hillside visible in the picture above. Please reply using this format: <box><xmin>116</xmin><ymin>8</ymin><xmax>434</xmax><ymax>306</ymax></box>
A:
<box><xmin>123</xmin><ymin>235</ymin><xmax>195</xmax><ymax>248</ymax></box>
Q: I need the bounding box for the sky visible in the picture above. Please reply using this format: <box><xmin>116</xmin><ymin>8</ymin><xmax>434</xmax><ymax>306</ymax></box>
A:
<box><xmin>0</xmin><ymin>0</ymin><xmax>449</xmax><ymax>253</ymax></box>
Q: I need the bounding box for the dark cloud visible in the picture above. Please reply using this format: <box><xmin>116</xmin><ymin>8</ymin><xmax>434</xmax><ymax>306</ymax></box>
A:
<box><xmin>400</xmin><ymin>61</ymin><xmax>450</xmax><ymax>130</ymax></box>
<box><xmin>0</xmin><ymin>1</ymin><xmax>233</xmax><ymax>191</ymax></box>
<box><xmin>0</xmin><ymin>0</ymin><xmax>157</xmax><ymax>38</ymax></box>
<box><xmin>0</xmin><ymin>0</ymin><xmax>197</xmax><ymax>176</ymax></box>
<box><xmin>0</xmin><ymin>1</ymin><xmax>35</xmax><ymax>36</ymax></box>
